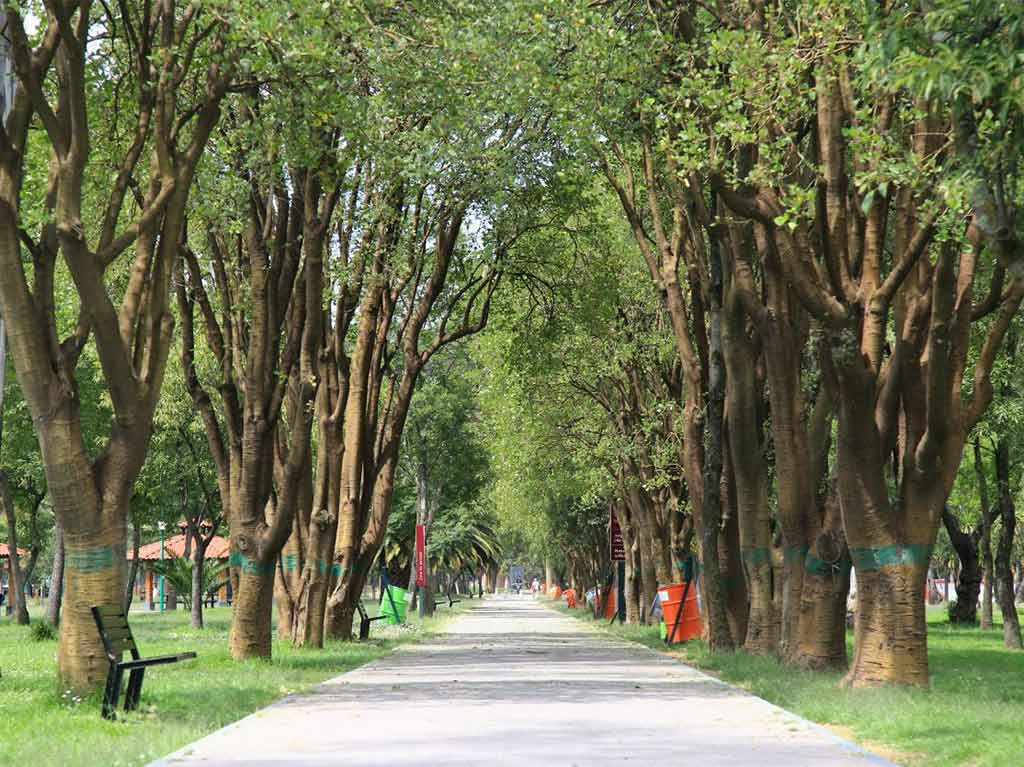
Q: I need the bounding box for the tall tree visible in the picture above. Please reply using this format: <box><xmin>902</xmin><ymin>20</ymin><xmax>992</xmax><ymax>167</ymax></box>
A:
<box><xmin>0</xmin><ymin>2</ymin><xmax>239</xmax><ymax>690</ymax></box>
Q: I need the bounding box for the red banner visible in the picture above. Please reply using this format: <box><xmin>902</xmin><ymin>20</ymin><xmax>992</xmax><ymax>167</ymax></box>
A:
<box><xmin>610</xmin><ymin>510</ymin><xmax>625</xmax><ymax>561</ymax></box>
<box><xmin>415</xmin><ymin>524</ymin><xmax>426</xmax><ymax>587</ymax></box>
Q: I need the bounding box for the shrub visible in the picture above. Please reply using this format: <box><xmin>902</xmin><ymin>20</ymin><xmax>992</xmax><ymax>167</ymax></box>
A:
<box><xmin>29</xmin><ymin>621</ymin><xmax>57</xmax><ymax>641</ymax></box>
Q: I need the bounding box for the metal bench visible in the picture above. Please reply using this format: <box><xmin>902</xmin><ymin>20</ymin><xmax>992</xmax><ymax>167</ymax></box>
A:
<box><xmin>356</xmin><ymin>600</ymin><xmax>387</xmax><ymax>640</ymax></box>
<box><xmin>90</xmin><ymin>604</ymin><xmax>197</xmax><ymax>719</ymax></box>
<box><xmin>437</xmin><ymin>591</ymin><xmax>461</xmax><ymax>608</ymax></box>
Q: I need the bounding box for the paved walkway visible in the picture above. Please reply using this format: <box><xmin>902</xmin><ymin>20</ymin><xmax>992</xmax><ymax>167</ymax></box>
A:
<box><xmin>152</xmin><ymin>596</ymin><xmax>893</xmax><ymax>766</ymax></box>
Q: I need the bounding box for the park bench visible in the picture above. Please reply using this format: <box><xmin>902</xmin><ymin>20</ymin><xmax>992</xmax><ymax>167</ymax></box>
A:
<box><xmin>437</xmin><ymin>591</ymin><xmax>461</xmax><ymax>608</ymax></box>
<box><xmin>356</xmin><ymin>600</ymin><xmax>386</xmax><ymax>640</ymax></box>
<box><xmin>90</xmin><ymin>604</ymin><xmax>197</xmax><ymax>719</ymax></box>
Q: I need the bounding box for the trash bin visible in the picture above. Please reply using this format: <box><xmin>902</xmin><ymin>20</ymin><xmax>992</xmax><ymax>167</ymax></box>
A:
<box><xmin>379</xmin><ymin>585</ymin><xmax>408</xmax><ymax>625</ymax></box>
<box><xmin>658</xmin><ymin>582</ymin><xmax>701</xmax><ymax>643</ymax></box>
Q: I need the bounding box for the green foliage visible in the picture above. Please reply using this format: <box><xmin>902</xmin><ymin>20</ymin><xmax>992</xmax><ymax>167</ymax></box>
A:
<box><xmin>28</xmin><ymin>620</ymin><xmax>57</xmax><ymax>642</ymax></box>
<box><xmin>428</xmin><ymin>502</ymin><xmax>502</xmax><ymax>574</ymax></box>
<box><xmin>149</xmin><ymin>558</ymin><xmax>229</xmax><ymax>610</ymax></box>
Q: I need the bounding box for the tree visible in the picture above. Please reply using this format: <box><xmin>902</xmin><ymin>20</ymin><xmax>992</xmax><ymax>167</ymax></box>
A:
<box><xmin>0</xmin><ymin>2</ymin><xmax>247</xmax><ymax>691</ymax></box>
<box><xmin>398</xmin><ymin>348</ymin><xmax>490</xmax><ymax>614</ymax></box>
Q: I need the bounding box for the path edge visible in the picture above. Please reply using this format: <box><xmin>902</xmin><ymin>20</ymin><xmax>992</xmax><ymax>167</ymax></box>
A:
<box><xmin>146</xmin><ymin>601</ymin><xmax>480</xmax><ymax>767</ymax></box>
<box><xmin>540</xmin><ymin>600</ymin><xmax>901</xmax><ymax>767</ymax></box>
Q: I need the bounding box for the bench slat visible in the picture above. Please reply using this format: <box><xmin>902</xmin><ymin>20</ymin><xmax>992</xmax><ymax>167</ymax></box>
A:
<box><xmin>101</xmin><ymin>626</ymin><xmax>134</xmax><ymax>641</ymax></box>
<box><xmin>118</xmin><ymin>652</ymin><xmax>196</xmax><ymax>670</ymax></box>
<box><xmin>95</xmin><ymin>605</ymin><xmax>126</xmax><ymax>619</ymax></box>
<box><xmin>107</xmin><ymin>637</ymin><xmax>138</xmax><ymax>654</ymax></box>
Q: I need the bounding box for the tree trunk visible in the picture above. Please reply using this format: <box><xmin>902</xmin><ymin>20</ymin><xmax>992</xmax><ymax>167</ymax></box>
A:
<box><xmin>845</xmin><ymin>560</ymin><xmax>930</xmax><ymax>686</ymax></box>
<box><xmin>699</xmin><ymin>236</ymin><xmax>735</xmax><ymax>652</ymax></box>
<box><xmin>191</xmin><ymin>546</ymin><xmax>206</xmax><ymax>629</ymax></box>
<box><xmin>46</xmin><ymin>519</ymin><xmax>64</xmax><ymax>626</ymax></box>
<box><xmin>633</xmin><ymin>507</ymin><xmax>660</xmax><ymax>624</ymax></box>
<box><xmin>793</xmin><ymin>486</ymin><xmax>850</xmax><ymax>670</ymax></box>
<box><xmin>412</xmin><ymin>460</ymin><xmax>433</xmax><ymax>615</ymax></box>
<box><xmin>615</xmin><ymin>503</ymin><xmax>641</xmax><ymax>625</ymax></box>
<box><xmin>61</xmin><ymin>521</ymin><xmax>128</xmax><ymax>692</ymax></box>
<box><xmin>293</xmin><ymin>514</ymin><xmax>336</xmax><ymax>648</ymax></box>
<box><xmin>943</xmin><ymin>508</ymin><xmax>981</xmax><ymax>625</ymax></box>
<box><xmin>0</xmin><ymin>472</ymin><xmax>29</xmax><ymax>624</ymax></box>
<box><xmin>760</xmin><ymin>316</ymin><xmax>814</xmax><ymax>660</ymax></box>
<box><xmin>293</xmin><ymin>394</ymin><xmax>341</xmax><ymax>649</ymax></box>
<box><xmin>123</xmin><ymin>523</ymin><xmax>141</xmax><ymax>614</ymax></box>
<box><xmin>275</xmin><ymin>563</ymin><xmax>295</xmax><ymax>640</ymax></box>
<box><xmin>722</xmin><ymin>287</ymin><xmax>776</xmax><ymax>653</ymax></box>
<box><xmin>994</xmin><ymin>440</ymin><xmax>1022</xmax><ymax>649</ymax></box>
<box><xmin>974</xmin><ymin>437</ymin><xmax>995</xmax><ymax>630</ymax></box>
<box><xmin>834</xmin><ymin>359</ymin><xmax>936</xmax><ymax>687</ymax></box>
<box><xmin>719</xmin><ymin>469</ymin><xmax>749</xmax><ymax>646</ymax></box>
<box><xmin>229</xmin><ymin>570</ymin><xmax>274</xmax><ymax>658</ymax></box>
<box><xmin>325</xmin><ymin>598</ymin><xmax>357</xmax><ymax>640</ymax></box>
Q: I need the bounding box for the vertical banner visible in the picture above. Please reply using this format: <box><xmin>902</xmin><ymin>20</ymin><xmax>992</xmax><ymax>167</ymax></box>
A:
<box><xmin>415</xmin><ymin>524</ymin><xmax>426</xmax><ymax>587</ymax></box>
<box><xmin>610</xmin><ymin>510</ymin><xmax>625</xmax><ymax>561</ymax></box>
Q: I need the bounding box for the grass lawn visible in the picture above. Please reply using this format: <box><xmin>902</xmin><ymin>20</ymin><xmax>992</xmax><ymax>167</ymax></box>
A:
<box><xmin>0</xmin><ymin>600</ymin><xmax>467</xmax><ymax>767</ymax></box>
<box><xmin>550</xmin><ymin>600</ymin><xmax>1024</xmax><ymax>767</ymax></box>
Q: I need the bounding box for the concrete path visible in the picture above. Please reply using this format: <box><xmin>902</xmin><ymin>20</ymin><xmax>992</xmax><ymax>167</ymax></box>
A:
<box><xmin>152</xmin><ymin>595</ymin><xmax>894</xmax><ymax>767</ymax></box>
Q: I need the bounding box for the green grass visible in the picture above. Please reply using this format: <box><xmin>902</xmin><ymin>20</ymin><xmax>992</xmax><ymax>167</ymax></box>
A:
<box><xmin>0</xmin><ymin>601</ymin><xmax>466</xmax><ymax>767</ymax></box>
<box><xmin>551</xmin><ymin>602</ymin><xmax>1024</xmax><ymax>767</ymax></box>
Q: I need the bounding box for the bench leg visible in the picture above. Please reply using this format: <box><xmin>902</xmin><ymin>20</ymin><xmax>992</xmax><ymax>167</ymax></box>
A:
<box><xmin>124</xmin><ymin>668</ymin><xmax>145</xmax><ymax>711</ymax></box>
<box><xmin>101</xmin><ymin>666</ymin><xmax>124</xmax><ymax>720</ymax></box>
<box><xmin>359</xmin><ymin>618</ymin><xmax>371</xmax><ymax>640</ymax></box>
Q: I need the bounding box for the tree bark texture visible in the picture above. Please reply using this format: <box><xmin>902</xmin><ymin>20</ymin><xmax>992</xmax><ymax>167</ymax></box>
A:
<box><xmin>994</xmin><ymin>440</ymin><xmax>1022</xmax><ymax>649</ymax></box>
<box><xmin>723</xmin><ymin>277</ymin><xmax>776</xmax><ymax>653</ymax></box>
<box><xmin>46</xmin><ymin>518</ymin><xmax>64</xmax><ymax>626</ymax></box>
<box><xmin>942</xmin><ymin>508</ymin><xmax>981</xmax><ymax>625</ymax></box>
<box><xmin>972</xmin><ymin>437</ymin><xmax>995</xmax><ymax>630</ymax></box>
<box><xmin>0</xmin><ymin>472</ymin><xmax>29</xmax><ymax>624</ymax></box>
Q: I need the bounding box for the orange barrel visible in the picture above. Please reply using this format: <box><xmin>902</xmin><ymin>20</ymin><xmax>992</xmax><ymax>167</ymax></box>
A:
<box><xmin>657</xmin><ymin>582</ymin><xmax>687</xmax><ymax>604</ymax></box>
<box><xmin>550</xmin><ymin>586</ymin><xmax>562</xmax><ymax>600</ymax></box>
<box><xmin>660</xmin><ymin>585</ymin><xmax>701</xmax><ymax>644</ymax></box>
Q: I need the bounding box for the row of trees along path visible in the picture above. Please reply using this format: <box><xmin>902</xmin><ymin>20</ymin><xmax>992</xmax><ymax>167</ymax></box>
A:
<box><xmin>1</xmin><ymin>0</ymin><xmax>1023</xmax><ymax>696</ymax></box>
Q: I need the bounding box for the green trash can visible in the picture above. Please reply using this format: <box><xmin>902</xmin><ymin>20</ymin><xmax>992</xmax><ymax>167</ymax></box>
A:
<box><xmin>379</xmin><ymin>585</ymin><xmax>408</xmax><ymax>625</ymax></box>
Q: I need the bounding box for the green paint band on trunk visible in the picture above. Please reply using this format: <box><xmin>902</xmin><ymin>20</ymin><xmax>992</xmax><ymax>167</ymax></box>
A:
<box><xmin>849</xmin><ymin>544</ymin><xmax>933</xmax><ymax>571</ymax></box>
<box><xmin>783</xmin><ymin>545</ymin><xmax>809</xmax><ymax>564</ymax></box>
<box><xmin>283</xmin><ymin>554</ymin><xmax>300</xmax><ymax>572</ymax></box>
<box><xmin>65</xmin><ymin>545</ymin><xmax>116</xmax><ymax>572</ymax></box>
<box><xmin>742</xmin><ymin>547</ymin><xmax>772</xmax><ymax>567</ymax></box>
<box><xmin>804</xmin><ymin>552</ymin><xmax>852</xmax><ymax>577</ymax></box>
<box><xmin>230</xmin><ymin>551</ymin><xmax>274</xmax><ymax>576</ymax></box>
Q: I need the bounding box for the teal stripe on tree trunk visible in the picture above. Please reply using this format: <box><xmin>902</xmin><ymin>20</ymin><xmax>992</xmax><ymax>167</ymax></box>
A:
<box><xmin>230</xmin><ymin>551</ymin><xmax>274</xmax><ymax>576</ymax></box>
<box><xmin>804</xmin><ymin>551</ymin><xmax>852</xmax><ymax>577</ymax></box>
<box><xmin>849</xmin><ymin>544</ymin><xmax>933</xmax><ymax>571</ymax></box>
<box><xmin>65</xmin><ymin>545</ymin><xmax>116</xmax><ymax>572</ymax></box>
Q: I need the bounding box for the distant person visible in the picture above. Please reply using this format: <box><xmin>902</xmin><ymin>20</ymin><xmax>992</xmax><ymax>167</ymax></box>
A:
<box><xmin>531</xmin><ymin>577</ymin><xmax>539</xmax><ymax>595</ymax></box>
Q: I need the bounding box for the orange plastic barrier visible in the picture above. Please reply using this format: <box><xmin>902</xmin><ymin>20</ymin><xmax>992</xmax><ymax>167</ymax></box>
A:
<box><xmin>549</xmin><ymin>586</ymin><xmax>562</xmax><ymax>600</ymax></box>
<box><xmin>659</xmin><ymin>582</ymin><xmax>701</xmax><ymax>643</ymax></box>
<box><xmin>601</xmin><ymin>589</ymin><xmax>616</xmax><ymax>618</ymax></box>
<box><xmin>657</xmin><ymin>583</ymin><xmax>687</xmax><ymax>603</ymax></box>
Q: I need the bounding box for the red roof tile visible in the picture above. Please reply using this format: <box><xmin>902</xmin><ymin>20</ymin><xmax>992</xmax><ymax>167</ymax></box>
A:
<box><xmin>0</xmin><ymin>543</ymin><xmax>28</xmax><ymax>558</ymax></box>
<box><xmin>129</xmin><ymin>533</ymin><xmax>230</xmax><ymax>561</ymax></box>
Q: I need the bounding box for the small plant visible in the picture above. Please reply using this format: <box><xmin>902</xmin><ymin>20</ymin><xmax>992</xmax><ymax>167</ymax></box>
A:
<box><xmin>29</xmin><ymin>620</ymin><xmax>57</xmax><ymax>641</ymax></box>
